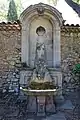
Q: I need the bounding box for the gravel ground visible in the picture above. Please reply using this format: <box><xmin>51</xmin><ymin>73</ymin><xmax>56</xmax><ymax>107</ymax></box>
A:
<box><xmin>0</xmin><ymin>89</ymin><xmax>80</xmax><ymax>120</ymax></box>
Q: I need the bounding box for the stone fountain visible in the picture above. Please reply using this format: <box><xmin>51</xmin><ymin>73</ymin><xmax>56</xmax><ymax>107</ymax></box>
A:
<box><xmin>19</xmin><ymin>3</ymin><xmax>66</xmax><ymax>117</ymax></box>
<box><xmin>20</xmin><ymin>26</ymin><xmax>58</xmax><ymax>116</ymax></box>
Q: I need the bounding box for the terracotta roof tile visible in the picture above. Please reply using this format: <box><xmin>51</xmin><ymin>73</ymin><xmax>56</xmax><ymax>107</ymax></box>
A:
<box><xmin>0</xmin><ymin>20</ymin><xmax>80</xmax><ymax>32</ymax></box>
<box><xmin>0</xmin><ymin>20</ymin><xmax>21</xmax><ymax>31</ymax></box>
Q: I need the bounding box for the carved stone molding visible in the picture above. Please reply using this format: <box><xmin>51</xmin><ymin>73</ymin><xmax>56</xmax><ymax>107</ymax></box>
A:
<box><xmin>36</xmin><ymin>6</ymin><xmax>45</xmax><ymax>16</ymax></box>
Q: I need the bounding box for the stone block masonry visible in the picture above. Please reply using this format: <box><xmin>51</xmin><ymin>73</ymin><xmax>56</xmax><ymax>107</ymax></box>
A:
<box><xmin>61</xmin><ymin>25</ymin><xmax>80</xmax><ymax>91</ymax></box>
<box><xmin>0</xmin><ymin>22</ymin><xmax>21</xmax><ymax>92</ymax></box>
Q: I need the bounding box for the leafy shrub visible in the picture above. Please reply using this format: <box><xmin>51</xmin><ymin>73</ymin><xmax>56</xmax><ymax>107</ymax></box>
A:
<box><xmin>73</xmin><ymin>64</ymin><xmax>80</xmax><ymax>74</ymax></box>
<box><xmin>72</xmin><ymin>64</ymin><xmax>80</xmax><ymax>85</ymax></box>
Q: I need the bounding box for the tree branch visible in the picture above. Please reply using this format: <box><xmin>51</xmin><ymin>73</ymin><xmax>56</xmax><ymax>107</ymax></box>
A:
<box><xmin>65</xmin><ymin>0</ymin><xmax>80</xmax><ymax>17</ymax></box>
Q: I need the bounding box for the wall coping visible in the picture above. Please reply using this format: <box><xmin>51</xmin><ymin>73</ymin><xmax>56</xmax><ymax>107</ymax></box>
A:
<box><xmin>0</xmin><ymin>20</ymin><xmax>21</xmax><ymax>31</ymax></box>
<box><xmin>0</xmin><ymin>21</ymin><xmax>80</xmax><ymax>32</ymax></box>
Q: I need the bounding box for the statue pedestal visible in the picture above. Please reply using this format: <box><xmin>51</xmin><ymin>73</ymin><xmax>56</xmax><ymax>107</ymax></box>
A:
<box><xmin>37</xmin><ymin>96</ymin><xmax>45</xmax><ymax>116</ymax></box>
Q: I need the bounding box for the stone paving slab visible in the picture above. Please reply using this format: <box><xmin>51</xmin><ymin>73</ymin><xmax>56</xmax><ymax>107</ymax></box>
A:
<box><xmin>60</xmin><ymin>100</ymin><xmax>75</xmax><ymax>110</ymax></box>
<box><xmin>42</xmin><ymin>112</ymin><xmax>66</xmax><ymax>120</ymax></box>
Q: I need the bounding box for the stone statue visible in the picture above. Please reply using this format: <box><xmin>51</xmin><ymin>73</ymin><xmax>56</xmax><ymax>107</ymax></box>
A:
<box><xmin>35</xmin><ymin>26</ymin><xmax>46</xmax><ymax>61</ymax></box>
<box><xmin>31</xmin><ymin>26</ymin><xmax>52</xmax><ymax>82</ymax></box>
<box><xmin>35</xmin><ymin>43</ymin><xmax>45</xmax><ymax>61</ymax></box>
<box><xmin>34</xmin><ymin>26</ymin><xmax>46</xmax><ymax>79</ymax></box>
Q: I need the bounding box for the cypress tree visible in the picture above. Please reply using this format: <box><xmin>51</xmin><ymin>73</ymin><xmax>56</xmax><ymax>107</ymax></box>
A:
<box><xmin>7</xmin><ymin>0</ymin><xmax>18</xmax><ymax>22</ymax></box>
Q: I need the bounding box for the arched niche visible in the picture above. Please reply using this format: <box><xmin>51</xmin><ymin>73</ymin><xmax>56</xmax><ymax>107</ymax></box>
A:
<box><xmin>20</xmin><ymin>3</ymin><xmax>63</xmax><ymax>68</ymax></box>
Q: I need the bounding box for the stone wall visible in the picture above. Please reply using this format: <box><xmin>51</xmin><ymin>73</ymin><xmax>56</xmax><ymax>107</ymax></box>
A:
<box><xmin>0</xmin><ymin>23</ymin><xmax>21</xmax><ymax>92</ymax></box>
<box><xmin>0</xmin><ymin>23</ymin><xmax>80</xmax><ymax>92</ymax></box>
<box><xmin>61</xmin><ymin>25</ymin><xmax>80</xmax><ymax>91</ymax></box>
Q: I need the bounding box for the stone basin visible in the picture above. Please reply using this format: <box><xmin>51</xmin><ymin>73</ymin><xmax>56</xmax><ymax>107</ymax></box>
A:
<box><xmin>20</xmin><ymin>87</ymin><xmax>58</xmax><ymax>96</ymax></box>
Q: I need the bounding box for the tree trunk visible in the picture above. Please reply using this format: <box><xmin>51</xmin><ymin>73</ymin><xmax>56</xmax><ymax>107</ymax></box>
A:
<box><xmin>65</xmin><ymin>0</ymin><xmax>80</xmax><ymax>17</ymax></box>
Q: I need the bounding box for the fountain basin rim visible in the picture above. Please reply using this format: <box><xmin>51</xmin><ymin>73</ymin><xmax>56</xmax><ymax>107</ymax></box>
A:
<box><xmin>20</xmin><ymin>87</ymin><xmax>58</xmax><ymax>96</ymax></box>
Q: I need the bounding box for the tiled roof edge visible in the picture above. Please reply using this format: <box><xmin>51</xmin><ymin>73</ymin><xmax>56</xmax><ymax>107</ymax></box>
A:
<box><xmin>0</xmin><ymin>20</ymin><xmax>21</xmax><ymax>31</ymax></box>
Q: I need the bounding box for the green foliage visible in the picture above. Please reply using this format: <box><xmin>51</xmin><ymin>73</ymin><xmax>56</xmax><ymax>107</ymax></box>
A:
<box><xmin>73</xmin><ymin>64</ymin><xmax>80</xmax><ymax>74</ymax></box>
<box><xmin>0</xmin><ymin>1</ymin><xmax>8</xmax><ymax>21</ymax></box>
<box><xmin>48</xmin><ymin>0</ymin><xmax>58</xmax><ymax>5</ymax></box>
<box><xmin>72</xmin><ymin>0</ymin><xmax>80</xmax><ymax>4</ymax></box>
<box><xmin>14</xmin><ymin>0</ymin><xmax>23</xmax><ymax>18</ymax></box>
<box><xmin>48</xmin><ymin>0</ymin><xmax>80</xmax><ymax>5</ymax></box>
<box><xmin>0</xmin><ymin>12</ymin><xmax>7</xmax><ymax>21</ymax></box>
<box><xmin>7</xmin><ymin>0</ymin><xmax>18</xmax><ymax>22</ymax></box>
<box><xmin>72</xmin><ymin>64</ymin><xmax>80</xmax><ymax>86</ymax></box>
